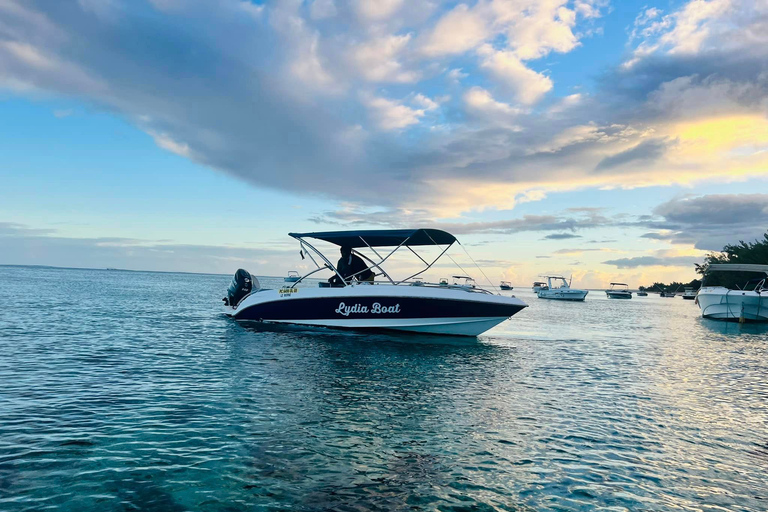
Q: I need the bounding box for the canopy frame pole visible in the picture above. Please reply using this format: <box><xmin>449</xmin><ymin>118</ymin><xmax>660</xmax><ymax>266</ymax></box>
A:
<box><xmin>407</xmin><ymin>245</ymin><xmax>430</xmax><ymax>266</ymax></box>
<box><xmin>300</xmin><ymin>241</ymin><xmax>321</xmax><ymax>269</ymax></box>
<box><xmin>343</xmin><ymin>234</ymin><xmax>412</xmax><ymax>284</ymax></box>
<box><xmin>355</xmin><ymin>236</ymin><xmax>396</xmax><ymax>284</ymax></box>
<box><xmin>352</xmin><ymin>235</ymin><xmax>413</xmax><ymax>279</ymax></box>
<box><xmin>360</xmin><ymin>237</ymin><xmax>384</xmax><ymax>261</ymax></box>
<box><xmin>396</xmin><ymin>241</ymin><xmax>453</xmax><ymax>285</ymax></box>
<box><xmin>296</xmin><ymin>237</ymin><xmax>346</xmax><ymax>284</ymax></box>
<box><xmin>293</xmin><ymin>265</ymin><xmax>330</xmax><ymax>286</ymax></box>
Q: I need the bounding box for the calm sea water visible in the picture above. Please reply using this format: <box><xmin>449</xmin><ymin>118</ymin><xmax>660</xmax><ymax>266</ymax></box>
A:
<box><xmin>1</xmin><ymin>265</ymin><xmax>767</xmax><ymax>511</ymax></box>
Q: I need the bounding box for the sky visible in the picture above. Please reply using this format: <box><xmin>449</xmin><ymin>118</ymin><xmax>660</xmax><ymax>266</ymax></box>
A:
<box><xmin>1</xmin><ymin>0</ymin><xmax>767</xmax><ymax>288</ymax></box>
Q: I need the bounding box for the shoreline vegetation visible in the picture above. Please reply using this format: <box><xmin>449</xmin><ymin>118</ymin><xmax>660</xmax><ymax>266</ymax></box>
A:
<box><xmin>641</xmin><ymin>231</ymin><xmax>768</xmax><ymax>292</ymax></box>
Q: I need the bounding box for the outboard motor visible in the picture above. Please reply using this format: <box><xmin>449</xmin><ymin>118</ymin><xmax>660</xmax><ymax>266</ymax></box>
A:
<box><xmin>223</xmin><ymin>269</ymin><xmax>255</xmax><ymax>306</ymax></box>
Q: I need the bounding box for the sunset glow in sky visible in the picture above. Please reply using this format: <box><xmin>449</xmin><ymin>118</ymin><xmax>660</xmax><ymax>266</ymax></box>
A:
<box><xmin>2</xmin><ymin>0</ymin><xmax>767</xmax><ymax>287</ymax></box>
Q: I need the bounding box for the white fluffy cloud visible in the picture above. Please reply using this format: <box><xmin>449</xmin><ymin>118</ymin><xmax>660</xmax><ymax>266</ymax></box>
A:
<box><xmin>351</xmin><ymin>33</ymin><xmax>418</xmax><ymax>83</ymax></box>
<box><xmin>419</xmin><ymin>3</ymin><xmax>490</xmax><ymax>57</ymax></box>
<box><xmin>364</xmin><ymin>94</ymin><xmax>426</xmax><ymax>130</ymax></box>
<box><xmin>477</xmin><ymin>44</ymin><xmax>553</xmax><ymax>104</ymax></box>
<box><xmin>2</xmin><ymin>0</ymin><xmax>767</xmax><ymax>217</ymax></box>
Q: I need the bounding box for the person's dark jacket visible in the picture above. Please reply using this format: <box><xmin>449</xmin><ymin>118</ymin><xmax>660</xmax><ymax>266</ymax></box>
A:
<box><xmin>334</xmin><ymin>253</ymin><xmax>374</xmax><ymax>283</ymax></box>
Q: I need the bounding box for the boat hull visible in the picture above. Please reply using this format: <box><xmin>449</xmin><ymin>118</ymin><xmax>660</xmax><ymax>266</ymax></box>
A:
<box><xmin>606</xmin><ymin>291</ymin><xmax>632</xmax><ymax>299</ymax></box>
<box><xmin>225</xmin><ymin>284</ymin><xmax>528</xmax><ymax>336</ymax></box>
<box><xmin>697</xmin><ymin>287</ymin><xmax>768</xmax><ymax>322</ymax></box>
<box><xmin>537</xmin><ymin>289</ymin><xmax>588</xmax><ymax>301</ymax></box>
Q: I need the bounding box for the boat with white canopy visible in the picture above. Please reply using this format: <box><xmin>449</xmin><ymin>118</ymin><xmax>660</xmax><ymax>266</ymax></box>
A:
<box><xmin>606</xmin><ymin>283</ymin><xmax>632</xmax><ymax>299</ymax></box>
<box><xmin>696</xmin><ymin>264</ymin><xmax>768</xmax><ymax>322</ymax></box>
<box><xmin>222</xmin><ymin>229</ymin><xmax>528</xmax><ymax>336</ymax></box>
<box><xmin>536</xmin><ymin>275</ymin><xmax>588</xmax><ymax>301</ymax></box>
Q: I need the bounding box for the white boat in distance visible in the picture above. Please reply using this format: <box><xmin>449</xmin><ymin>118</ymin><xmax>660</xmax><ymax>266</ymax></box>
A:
<box><xmin>697</xmin><ymin>264</ymin><xmax>768</xmax><ymax>322</ymax></box>
<box><xmin>284</xmin><ymin>270</ymin><xmax>300</xmax><ymax>282</ymax></box>
<box><xmin>223</xmin><ymin>229</ymin><xmax>528</xmax><ymax>336</ymax></box>
<box><xmin>536</xmin><ymin>276</ymin><xmax>588</xmax><ymax>301</ymax></box>
<box><xmin>606</xmin><ymin>283</ymin><xmax>632</xmax><ymax>299</ymax></box>
<box><xmin>500</xmin><ymin>281</ymin><xmax>513</xmax><ymax>290</ymax></box>
<box><xmin>682</xmin><ymin>287</ymin><xmax>697</xmax><ymax>300</ymax></box>
<box><xmin>532</xmin><ymin>281</ymin><xmax>547</xmax><ymax>292</ymax></box>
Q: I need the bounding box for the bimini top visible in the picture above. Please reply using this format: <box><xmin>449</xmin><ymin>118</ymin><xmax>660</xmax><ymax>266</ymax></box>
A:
<box><xmin>289</xmin><ymin>229</ymin><xmax>456</xmax><ymax>248</ymax></box>
<box><xmin>705</xmin><ymin>264</ymin><xmax>768</xmax><ymax>275</ymax></box>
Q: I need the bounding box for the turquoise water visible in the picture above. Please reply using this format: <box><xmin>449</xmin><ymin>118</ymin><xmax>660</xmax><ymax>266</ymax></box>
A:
<box><xmin>1</xmin><ymin>265</ymin><xmax>767</xmax><ymax>511</ymax></box>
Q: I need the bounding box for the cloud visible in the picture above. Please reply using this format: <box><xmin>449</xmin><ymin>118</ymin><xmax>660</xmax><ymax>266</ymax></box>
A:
<box><xmin>53</xmin><ymin>108</ymin><xmax>73</xmax><ymax>118</ymax></box>
<box><xmin>477</xmin><ymin>45</ymin><xmax>553</xmax><ymax>104</ymax></box>
<box><xmin>419</xmin><ymin>3</ymin><xmax>489</xmax><ymax>57</ymax></box>
<box><xmin>641</xmin><ymin>193</ymin><xmax>768</xmax><ymax>250</ymax></box>
<box><xmin>351</xmin><ymin>33</ymin><xmax>419</xmax><ymax>83</ymax></box>
<box><xmin>602</xmin><ymin>255</ymin><xmax>699</xmax><ymax>268</ymax></box>
<box><xmin>594</xmin><ymin>137</ymin><xmax>672</xmax><ymax>171</ymax></box>
<box><xmin>363</xmin><ymin>94</ymin><xmax>427</xmax><ymax>130</ymax></box>
<box><xmin>310</xmin><ymin>206</ymin><xmax>613</xmax><ymax>236</ymax></box>
<box><xmin>542</xmin><ymin>233</ymin><xmax>582</xmax><ymax>240</ymax></box>
<box><xmin>0</xmin><ymin>222</ymin><xmax>296</xmax><ymax>274</ymax></box>
<box><xmin>310</xmin><ymin>0</ymin><xmax>336</xmax><ymax>20</ymax></box>
<box><xmin>1</xmin><ymin>0</ymin><xmax>766</xmax><ymax>218</ymax></box>
<box><xmin>354</xmin><ymin>0</ymin><xmax>405</xmax><ymax>21</ymax></box>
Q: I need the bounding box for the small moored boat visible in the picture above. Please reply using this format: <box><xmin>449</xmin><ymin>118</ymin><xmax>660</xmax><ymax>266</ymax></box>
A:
<box><xmin>682</xmin><ymin>287</ymin><xmax>697</xmax><ymax>300</ymax></box>
<box><xmin>606</xmin><ymin>283</ymin><xmax>632</xmax><ymax>299</ymax></box>
<box><xmin>532</xmin><ymin>281</ymin><xmax>546</xmax><ymax>292</ymax></box>
<box><xmin>284</xmin><ymin>271</ymin><xmax>300</xmax><ymax>283</ymax></box>
<box><xmin>500</xmin><ymin>281</ymin><xmax>513</xmax><ymax>290</ymax></box>
<box><xmin>536</xmin><ymin>275</ymin><xmax>588</xmax><ymax>301</ymax></box>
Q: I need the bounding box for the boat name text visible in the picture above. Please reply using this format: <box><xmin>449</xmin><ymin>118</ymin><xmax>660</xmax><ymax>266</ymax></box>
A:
<box><xmin>334</xmin><ymin>302</ymin><xmax>401</xmax><ymax>316</ymax></box>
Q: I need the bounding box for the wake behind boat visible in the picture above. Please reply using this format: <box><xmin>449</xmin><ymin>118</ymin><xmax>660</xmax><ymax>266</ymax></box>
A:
<box><xmin>222</xmin><ymin>229</ymin><xmax>528</xmax><ymax>336</ymax></box>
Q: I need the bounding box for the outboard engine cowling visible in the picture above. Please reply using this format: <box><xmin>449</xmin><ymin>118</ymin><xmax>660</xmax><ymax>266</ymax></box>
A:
<box><xmin>224</xmin><ymin>269</ymin><xmax>254</xmax><ymax>306</ymax></box>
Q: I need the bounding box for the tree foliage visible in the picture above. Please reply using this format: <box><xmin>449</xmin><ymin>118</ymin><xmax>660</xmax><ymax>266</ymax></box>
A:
<box><xmin>694</xmin><ymin>231</ymin><xmax>768</xmax><ymax>288</ymax></box>
<box><xmin>639</xmin><ymin>279</ymin><xmax>701</xmax><ymax>293</ymax></box>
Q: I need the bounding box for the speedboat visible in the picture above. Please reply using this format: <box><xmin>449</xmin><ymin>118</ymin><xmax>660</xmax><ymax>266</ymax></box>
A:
<box><xmin>697</xmin><ymin>264</ymin><xmax>768</xmax><ymax>322</ymax></box>
<box><xmin>222</xmin><ymin>229</ymin><xmax>528</xmax><ymax>336</ymax></box>
<box><xmin>284</xmin><ymin>270</ymin><xmax>300</xmax><ymax>283</ymax></box>
<box><xmin>532</xmin><ymin>281</ymin><xmax>547</xmax><ymax>292</ymax></box>
<box><xmin>606</xmin><ymin>282</ymin><xmax>632</xmax><ymax>299</ymax></box>
<box><xmin>536</xmin><ymin>275</ymin><xmax>588</xmax><ymax>301</ymax></box>
<box><xmin>681</xmin><ymin>287</ymin><xmax>697</xmax><ymax>300</ymax></box>
<box><xmin>637</xmin><ymin>290</ymin><xmax>648</xmax><ymax>296</ymax></box>
<box><xmin>500</xmin><ymin>281</ymin><xmax>513</xmax><ymax>290</ymax></box>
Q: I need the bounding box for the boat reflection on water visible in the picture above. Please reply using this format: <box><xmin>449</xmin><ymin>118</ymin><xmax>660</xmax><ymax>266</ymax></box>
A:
<box><xmin>698</xmin><ymin>317</ymin><xmax>768</xmax><ymax>337</ymax></box>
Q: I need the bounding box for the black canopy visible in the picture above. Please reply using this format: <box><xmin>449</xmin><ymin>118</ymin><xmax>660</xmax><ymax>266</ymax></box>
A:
<box><xmin>289</xmin><ymin>229</ymin><xmax>457</xmax><ymax>248</ymax></box>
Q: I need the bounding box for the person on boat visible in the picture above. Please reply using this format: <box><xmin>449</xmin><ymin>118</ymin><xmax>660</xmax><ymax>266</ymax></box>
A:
<box><xmin>329</xmin><ymin>246</ymin><xmax>374</xmax><ymax>285</ymax></box>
